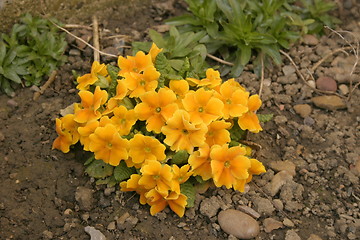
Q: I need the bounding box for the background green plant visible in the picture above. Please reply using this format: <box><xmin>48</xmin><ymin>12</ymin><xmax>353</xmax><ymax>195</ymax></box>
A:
<box><xmin>165</xmin><ymin>0</ymin><xmax>339</xmax><ymax>76</ymax></box>
<box><xmin>0</xmin><ymin>13</ymin><xmax>67</xmax><ymax>95</ymax></box>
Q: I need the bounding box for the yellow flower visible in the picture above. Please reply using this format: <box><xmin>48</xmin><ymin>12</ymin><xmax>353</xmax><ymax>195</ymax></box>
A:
<box><xmin>232</xmin><ymin>158</ymin><xmax>266</xmax><ymax>192</ymax></box>
<box><xmin>205</xmin><ymin>120</ymin><xmax>231</xmax><ymax>146</ymax></box>
<box><xmin>123</xmin><ymin>67</ymin><xmax>160</xmax><ymax>98</ymax></box>
<box><xmin>145</xmin><ymin>189</ymin><xmax>187</xmax><ymax>217</ymax></box>
<box><xmin>149</xmin><ymin>43</ymin><xmax>162</xmax><ymax>63</ymax></box>
<box><xmin>138</xmin><ymin>161</ymin><xmax>173</xmax><ymax>195</ymax></box>
<box><xmin>77</xmin><ymin>61</ymin><xmax>108</xmax><ymax>90</ymax></box>
<box><xmin>118</xmin><ymin>51</ymin><xmax>153</xmax><ymax>76</ymax></box>
<box><xmin>74</xmin><ymin>86</ymin><xmax>108</xmax><ymax>123</ymax></box>
<box><xmin>171</xmin><ymin>164</ymin><xmax>193</xmax><ymax>194</ymax></box>
<box><xmin>78</xmin><ymin>120</ymin><xmax>99</xmax><ymax>151</ymax></box>
<box><xmin>52</xmin><ymin>117</ymin><xmax>74</xmax><ymax>153</ymax></box>
<box><xmin>128</xmin><ymin>134</ymin><xmax>166</xmax><ymax>165</ymax></box>
<box><xmin>210</xmin><ymin>144</ymin><xmax>251</xmax><ymax>189</ymax></box>
<box><xmin>89</xmin><ymin>124</ymin><xmax>129</xmax><ymax>166</ymax></box>
<box><xmin>188</xmin><ymin>145</ymin><xmax>212</xmax><ymax>181</ymax></box>
<box><xmin>162</xmin><ymin>109</ymin><xmax>208</xmax><ymax>153</ymax></box>
<box><xmin>135</xmin><ymin>88</ymin><xmax>178</xmax><ymax>133</ymax></box>
<box><xmin>219</xmin><ymin>79</ymin><xmax>249</xmax><ymax>119</ymax></box>
<box><xmin>182</xmin><ymin>88</ymin><xmax>224</xmax><ymax>125</ymax></box>
<box><xmin>120</xmin><ymin>174</ymin><xmax>148</xmax><ymax>205</ymax></box>
<box><xmin>169</xmin><ymin>79</ymin><xmax>189</xmax><ymax>108</ymax></box>
<box><xmin>111</xmin><ymin>106</ymin><xmax>137</xmax><ymax>135</ymax></box>
<box><xmin>237</xmin><ymin>95</ymin><xmax>262</xmax><ymax>133</ymax></box>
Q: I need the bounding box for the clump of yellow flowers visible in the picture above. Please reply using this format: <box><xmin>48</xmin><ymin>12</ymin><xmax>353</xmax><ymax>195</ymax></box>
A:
<box><xmin>53</xmin><ymin>43</ymin><xmax>266</xmax><ymax>217</ymax></box>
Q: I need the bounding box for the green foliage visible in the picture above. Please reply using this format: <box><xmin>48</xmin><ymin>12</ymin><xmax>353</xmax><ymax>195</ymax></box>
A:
<box><xmin>0</xmin><ymin>13</ymin><xmax>67</xmax><ymax>95</ymax></box>
<box><xmin>132</xmin><ymin>26</ymin><xmax>208</xmax><ymax>80</ymax></box>
<box><xmin>171</xmin><ymin>150</ymin><xmax>190</xmax><ymax>165</ymax></box>
<box><xmin>85</xmin><ymin>160</ymin><xmax>114</xmax><ymax>179</ymax></box>
<box><xmin>113</xmin><ymin>161</ymin><xmax>136</xmax><ymax>182</ymax></box>
<box><xmin>180</xmin><ymin>180</ymin><xmax>196</xmax><ymax>208</ymax></box>
<box><xmin>166</xmin><ymin>0</ymin><xmax>339</xmax><ymax>76</ymax></box>
<box><xmin>258</xmin><ymin>113</ymin><xmax>273</xmax><ymax>123</ymax></box>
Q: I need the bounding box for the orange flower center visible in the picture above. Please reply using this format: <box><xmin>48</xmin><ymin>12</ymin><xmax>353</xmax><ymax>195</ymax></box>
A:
<box><xmin>224</xmin><ymin>161</ymin><xmax>230</xmax><ymax>168</ymax></box>
<box><xmin>140</xmin><ymin>80</ymin><xmax>146</xmax><ymax>86</ymax></box>
<box><xmin>153</xmin><ymin>175</ymin><xmax>160</xmax><ymax>180</ymax></box>
<box><xmin>207</xmin><ymin>131</ymin><xmax>214</xmax><ymax>136</ymax></box>
<box><xmin>156</xmin><ymin>107</ymin><xmax>161</xmax><ymax>113</ymax></box>
<box><xmin>226</xmin><ymin>99</ymin><xmax>232</xmax><ymax>104</ymax></box>
<box><xmin>182</xmin><ymin>129</ymin><xmax>189</xmax><ymax>134</ymax></box>
<box><xmin>198</xmin><ymin>107</ymin><xmax>204</xmax><ymax>112</ymax></box>
<box><xmin>107</xmin><ymin>143</ymin><xmax>113</xmax><ymax>149</ymax></box>
<box><xmin>144</xmin><ymin>147</ymin><xmax>151</xmax><ymax>153</ymax></box>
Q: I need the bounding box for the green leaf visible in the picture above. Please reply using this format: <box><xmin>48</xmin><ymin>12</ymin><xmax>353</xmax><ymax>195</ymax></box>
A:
<box><xmin>180</xmin><ymin>181</ymin><xmax>196</xmax><ymax>208</ymax></box>
<box><xmin>3</xmin><ymin>69</ymin><xmax>22</xmax><ymax>83</ymax></box>
<box><xmin>113</xmin><ymin>161</ymin><xmax>136</xmax><ymax>182</ymax></box>
<box><xmin>171</xmin><ymin>150</ymin><xmax>189</xmax><ymax>165</ymax></box>
<box><xmin>84</xmin><ymin>155</ymin><xmax>95</xmax><ymax>166</ymax></box>
<box><xmin>258</xmin><ymin>113</ymin><xmax>273</xmax><ymax>123</ymax></box>
<box><xmin>149</xmin><ymin>29</ymin><xmax>166</xmax><ymax>48</ymax></box>
<box><xmin>165</xmin><ymin>14</ymin><xmax>202</xmax><ymax>26</ymax></box>
<box><xmin>85</xmin><ymin>160</ymin><xmax>114</xmax><ymax>179</ymax></box>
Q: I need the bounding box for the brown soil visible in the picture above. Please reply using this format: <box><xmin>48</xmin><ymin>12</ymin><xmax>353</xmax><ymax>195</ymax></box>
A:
<box><xmin>0</xmin><ymin>1</ymin><xmax>359</xmax><ymax>240</ymax></box>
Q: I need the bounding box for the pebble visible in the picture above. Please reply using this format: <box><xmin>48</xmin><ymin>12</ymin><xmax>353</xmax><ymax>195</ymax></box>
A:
<box><xmin>237</xmin><ymin>205</ymin><xmax>260</xmax><ymax>219</ymax></box>
<box><xmin>283</xmin><ymin>218</ymin><xmax>295</xmax><ymax>227</ymax></box>
<box><xmin>304</xmin><ymin>116</ymin><xmax>315</xmax><ymax>126</ymax></box>
<box><xmin>7</xmin><ymin>99</ymin><xmax>18</xmax><ymax>108</ymax></box>
<box><xmin>253</xmin><ymin>197</ymin><xmax>275</xmax><ymax>216</ymax></box>
<box><xmin>263</xmin><ymin>218</ymin><xmax>283</xmax><ymax>233</ymax></box>
<box><xmin>293</xmin><ymin>104</ymin><xmax>312</xmax><ymax>118</ymax></box>
<box><xmin>312</xmin><ymin>95</ymin><xmax>347</xmax><ymax>111</ymax></box>
<box><xmin>268</xmin><ymin>160</ymin><xmax>296</xmax><ymax>176</ymax></box>
<box><xmin>117</xmin><ymin>212</ymin><xmax>130</xmax><ymax>225</ymax></box>
<box><xmin>218</xmin><ymin>209</ymin><xmax>260</xmax><ymax>239</ymax></box>
<box><xmin>339</xmin><ymin>84</ymin><xmax>349</xmax><ymax>95</ymax></box>
<box><xmin>107</xmin><ymin>221</ymin><xmax>116</xmax><ymax>230</ymax></box>
<box><xmin>307</xmin><ymin>234</ymin><xmax>323</xmax><ymax>240</ymax></box>
<box><xmin>303</xmin><ymin>34</ymin><xmax>319</xmax><ymax>45</ymax></box>
<box><xmin>63</xmin><ymin>208</ymin><xmax>73</xmax><ymax>215</ymax></box>
<box><xmin>126</xmin><ymin>216</ymin><xmax>139</xmax><ymax>226</ymax></box>
<box><xmin>282</xmin><ymin>65</ymin><xmax>296</xmax><ymax>76</ymax></box>
<box><xmin>69</xmin><ymin>49</ymin><xmax>81</xmax><ymax>56</ymax></box>
<box><xmin>274</xmin><ymin>115</ymin><xmax>288</xmax><ymax>125</ymax></box>
<box><xmin>268</xmin><ymin>170</ymin><xmax>293</xmax><ymax>196</ymax></box>
<box><xmin>42</xmin><ymin>230</ymin><xmax>54</xmax><ymax>239</ymax></box>
<box><xmin>316</xmin><ymin>76</ymin><xmax>337</xmax><ymax>92</ymax></box>
<box><xmin>75</xmin><ymin>187</ymin><xmax>94</xmax><ymax>211</ymax></box>
<box><xmin>285</xmin><ymin>230</ymin><xmax>301</xmax><ymax>240</ymax></box>
<box><xmin>84</xmin><ymin>226</ymin><xmax>106</xmax><ymax>240</ymax></box>
<box><xmin>272</xmin><ymin>199</ymin><xmax>284</xmax><ymax>211</ymax></box>
<box><xmin>200</xmin><ymin>196</ymin><xmax>222</xmax><ymax>218</ymax></box>
<box><xmin>104</xmin><ymin>187</ymin><xmax>115</xmax><ymax>196</ymax></box>
<box><xmin>307</xmin><ymin>80</ymin><xmax>316</xmax><ymax>89</ymax></box>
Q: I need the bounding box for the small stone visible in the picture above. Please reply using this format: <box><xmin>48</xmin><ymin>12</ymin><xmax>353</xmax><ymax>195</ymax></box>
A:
<box><xmin>7</xmin><ymin>99</ymin><xmax>18</xmax><ymax>108</ymax></box>
<box><xmin>75</xmin><ymin>187</ymin><xmax>94</xmax><ymax>211</ymax></box>
<box><xmin>282</xmin><ymin>65</ymin><xmax>296</xmax><ymax>76</ymax></box>
<box><xmin>293</xmin><ymin>104</ymin><xmax>312</xmax><ymax>118</ymax></box>
<box><xmin>312</xmin><ymin>95</ymin><xmax>346</xmax><ymax>111</ymax></box>
<box><xmin>272</xmin><ymin>199</ymin><xmax>284</xmax><ymax>211</ymax></box>
<box><xmin>304</xmin><ymin>117</ymin><xmax>315</xmax><ymax>126</ymax></box>
<box><xmin>237</xmin><ymin>205</ymin><xmax>260</xmax><ymax>219</ymax></box>
<box><xmin>84</xmin><ymin>226</ymin><xmax>106</xmax><ymax>240</ymax></box>
<box><xmin>218</xmin><ymin>209</ymin><xmax>260</xmax><ymax>239</ymax></box>
<box><xmin>253</xmin><ymin>197</ymin><xmax>275</xmax><ymax>216</ymax></box>
<box><xmin>30</xmin><ymin>85</ymin><xmax>40</xmax><ymax>92</ymax></box>
<box><xmin>126</xmin><ymin>216</ymin><xmax>139</xmax><ymax>226</ymax></box>
<box><xmin>263</xmin><ymin>218</ymin><xmax>283</xmax><ymax>233</ymax></box>
<box><xmin>76</xmin><ymin>33</ymin><xmax>92</xmax><ymax>49</ymax></box>
<box><xmin>42</xmin><ymin>230</ymin><xmax>53</xmax><ymax>239</ymax></box>
<box><xmin>268</xmin><ymin>171</ymin><xmax>293</xmax><ymax>196</ymax></box>
<box><xmin>274</xmin><ymin>115</ymin><xmax>288</xmax><ymax>125</ymax></box>
<box><xmin>285</xmin><ymin>230</ymin><xmax>301</xmax><ymax>240</ymax></box>
<box><xmin>104</xmin><ymin>187</ymin><xmax>115</xmax><ymax>196</ymax></box>
<box><xmin>283</xmin><ymin>218</ymin><xmax>295</xmax><ymax>227</ymax></box>
<box><xmin>200</xmin><ymin>196</ymin><xmax>222</xmax><ymax>218</ymax></box>
<box><xmin>307</xmin><ymin>234</ymin><xmax>323</xmax><ymax>240</ymax></box>
<box><xmin>107</xmin><ymin>221</ymin><xmax>116</xmax><ymax>230</ymax></box>
<box><xmin>307</xmin><ymin>80</ymin><xmax>316</xmax><ymax>88</ymax></box>
<box><xmin>69</xmin><ymin>49</ymin><xmax>81</xmax><ymax>56</ymax></box>
<box><xmin>316</xmin><ymin>76</ymin><xmax>337</xmax><ymax>92</ymax></box>
<box><xmin>117</xmin><ymin>212</ymin><xmax>130</xmax><ymax>225</ymax></box>
<box><xmin>303</xmin><ymin>34</ymin><xmax>319</xmax><ymax>45</ymax></box>
<box><xmin>339</xmin><ymin>84</ymin><xmax>349</xmax><ymax>95</ymax></box>
<box><xmin>268</xmin><ymin>160</ymin><xmax>296</xmax><ymax>176</ymax></box>
<box><xmin>81</xmin><ymin>213</ymin><xmax>90</xmax><ymax>222</ymax></box>
<box><xmin>63</xmin><ymin>209</ymin><xmax>73</xmax><ymax>215</ymax></box>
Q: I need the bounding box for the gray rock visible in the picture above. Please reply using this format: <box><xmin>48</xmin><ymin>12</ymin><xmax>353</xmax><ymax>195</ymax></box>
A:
<box><xmin>267</xmin><ymin>170</ymin><xmax>293</xmax><ymax>196</ymax></box>
<box><xmin>200</xmin><ymin>196</ymin><xmax>222</xmax><ymax>218</ymax></box>
<box><xmin>107</xmin><ymin>221</ymin><xmax>116</xmax><ymax>230</ymax></box>
<box><xmin>237</xmin><ymin>205</ymin><xmax>260</xmax><ymax>219</ymax></box>
<box><xmin>253</xmin><ymin>197</ymin><xmax>275</xmax><ymax>216</ymax></box>
<box><xmin>285</xmin><ymin>230</ymin><xmax>301</xmax><ymax>240</ymax></box>
<box><xmin>294</xmin><ymin>104</ymin><xmax>312</xmax><ymax>118</ymax></box>
<box><xmin>282</xmin><ymin>65</ymin><xmax>296</xmax><ymax>76</ymax></box>
<box><xmin>283</xmin><ymin>218</ymin><xmax>295</xmax><ymax>227</ymax></box>
<box><xmin>218</xmin><ymin>209</ymin><xmax>260</xmax><ymax>239</ymax></box>
<box><xmin>339</xmin><ymin>84</ymin><xmax>349</xmax><ymax>95</ymax></box>
<box><xmin>69</xmin><ymin>49</ymin><xmax>81</xmax><ymax>56</ymax></box>
<box><xmin>263</xmin><ymin>218</ymin><xmax>283</xmax><ymax>233</ymax></box>
<box><xmin>312</xmin><ymin>95</ymin><xmax>346</xmax><ymax>111</ymax></box>
<box><xmin>268</xmin><ymin>160</ymin><xmax>296</xmax><ymax>176</ymax></box>
<box><xmin>75</xmin><ymin>187</ymin><xmax>94</xmax><ymax>211</ymax></box>
<box><xmin>272</xmin><ymin>199</ymin><xmax>284</xmax><ymax>211</ymax></box>
<box><xmin>84</xmin><ymin>226</ymin><xmax>106</xmax><ymax>240</ymax></box>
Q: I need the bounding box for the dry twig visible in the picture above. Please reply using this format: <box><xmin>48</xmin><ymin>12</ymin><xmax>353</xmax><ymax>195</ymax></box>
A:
<box><xmin>33</xmin><ymin>70</ymin><xmax>58</xmax><ymax>101</ymax></box>
<box><xmin>206</xmin><ymin>53</ymin><xmax>234</xmax><ymax>66</ymax></box>
<box><xmin>258</xmin><ymin>54</ymin><xmax>265</xmax><ymax>98</ymax></box>
<box><xmin>64</xmin><ymin>24</ymin><xmax>93</xmax><ymax>30</ymax></box>
<box><xmin>92</xmin><ymin>16</ymin><xmax>100</xmax><ymax>62</ymax></box>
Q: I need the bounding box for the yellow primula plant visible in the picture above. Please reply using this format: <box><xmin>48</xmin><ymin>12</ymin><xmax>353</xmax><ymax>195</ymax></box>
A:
<box><xmin>52</xmin><ymin>43</ymin><xmax>269</xmax><ymax>217</ymax></box>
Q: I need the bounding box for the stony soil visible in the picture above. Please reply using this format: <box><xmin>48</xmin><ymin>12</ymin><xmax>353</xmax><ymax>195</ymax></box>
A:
<box><xmin>0</xmin><ymin>0</ymin><xmax>359</xmax><ymax>240</ymax></box>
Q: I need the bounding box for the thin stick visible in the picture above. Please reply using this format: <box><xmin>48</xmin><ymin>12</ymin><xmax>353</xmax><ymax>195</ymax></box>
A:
<box><xmin>103</xmin><ymin>34</ymin><xmax>132</xmax><ymax>41</ymax></box>
<box><xmin>51</xmin><ymin>20</ymin><xmax>118</xmax><ymax>58</ymax></box>
<box><xmin>279</xmin><ymin>49</ymin><xmax>346</xmax><ymax>99</ymax></box>
<box><xmin>92</xmin><ymin>16</ymin><xmax>100</xmax><ymax>62</ymax></box>
<box><xmin>206</xmin><ymin>53</ymin><xmax>234</xmax><ymax>66</ymax></box>
<box><xmin>33</xmin><ymin>70</ymin><xmax>58</xmax><ymax>100</ymax></box>
<box><xmin>310</xmin><ymin>47</ymin><xmax>351</xmax><ymax>73</ymax></box>
<box><xmin>258</xmin><ymin>54</ymin><xmax>265</xmax><ymax>98</ymax></box>
<box><xmin>64</xmin><ymin>24</ymin><xmax>93</xmax><ymax>30</ymax></box>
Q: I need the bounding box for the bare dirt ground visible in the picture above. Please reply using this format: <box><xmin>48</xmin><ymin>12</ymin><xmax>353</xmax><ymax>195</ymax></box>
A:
<box><xmin>0</xmin><ymin>0</ymin><xmax>359</xmax><ymax>239</ymax></box>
